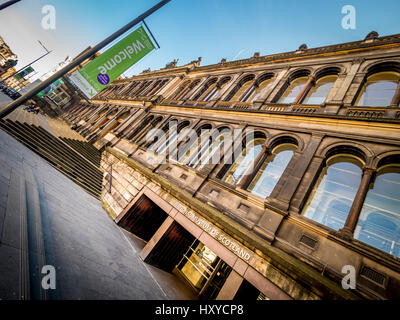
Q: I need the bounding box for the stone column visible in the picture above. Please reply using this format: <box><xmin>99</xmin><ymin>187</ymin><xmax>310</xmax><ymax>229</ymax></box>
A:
<box><xmin>216</xmin><ymin>270</ymin><xmax>244</xmax><ymax>300</ymax></box>
<box><xmin>293</xmin><ymin>75</ymin><xmax>315</xmax><ymax>104</ymax></box>
<box><xmin>339</xmin><ymin>167</ymin><xmax>375</xmax><ymax>238</ymax></box>
<box><xmin>390</xmin><ymin>79</ymin><xmax>400</xmax><ymax>107</ymax></box>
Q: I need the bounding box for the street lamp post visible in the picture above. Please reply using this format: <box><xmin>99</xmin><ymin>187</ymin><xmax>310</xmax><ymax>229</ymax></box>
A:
<box><xmin>0</xmin><ymin>0</ymin><xmax>171</xmax><ymax>119</ymax></box>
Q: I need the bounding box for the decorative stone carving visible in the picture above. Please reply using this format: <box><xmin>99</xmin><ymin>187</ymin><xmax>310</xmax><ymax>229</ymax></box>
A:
<box><xmin>365</xmin><ymin>31</ymin><xmax>379</xmax><ymax>41</ymax></box>
<box><xmin>298</xmin><ymin>44</ymin><xmax>308</xmax><ymax>51</ymax></box>
<box><xmin>165</xmin><ymin>59</ymin><xmax>178</xmax><ymax>69</ymax></box>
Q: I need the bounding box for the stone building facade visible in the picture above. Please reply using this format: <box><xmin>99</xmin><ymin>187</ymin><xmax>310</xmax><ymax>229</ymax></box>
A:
<box><xmin>61</xmin><ymin>32</ymin><xmax>400</xmax><ymax>300</ymax></box>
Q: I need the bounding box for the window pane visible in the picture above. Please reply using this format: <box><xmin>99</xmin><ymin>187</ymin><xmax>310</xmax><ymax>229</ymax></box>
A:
<box><xmin>231</xmin><ymin>81</ymin><xmax>253</xmax><ymax>101</ymax></box>
<box><xmin>356</xmin><ymin>72</ymin><xmax>400</xmax><ymax>107</ymax></box>
<box><xmin>303</xmin><ymin>160</ymin><xmax>362</xmax><ymax>231</ymax></box>
<box><xmin>303</xmin><ymin>75</ymin><xmax>337</xmax><ymax>105</ymax></box>
<box><xmin>247</xmin><ymin>79</ymin><xmax>272</xmax><ymax>103</ymax></box>
<box><xmin>223</xmin><ymin>139</ymin><xmax>265</xmax><ymax>185</ymax></box>
<box><xmin>354</xmin><ymin>167</ymin><xmax>400</xmax><ymax>258</ymax></box>
<box><xmin>278</xmin><ymin>77</ymin><xmax>308</xmax><ymax>104</ymax></box>
<box><xmin>247</xmin><ymin>144</ymin><xmax>296</xmax><ymax>199</ymax></box>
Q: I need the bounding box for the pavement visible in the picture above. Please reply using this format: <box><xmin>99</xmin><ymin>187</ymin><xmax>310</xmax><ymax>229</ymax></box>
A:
<box><xmin>0</xmin><ymin>125</ymin><xmax>196</xmax><ymax>300</ymax></box>
<box><xmin>0</xmin><ymin>91</ymin><xmax>13</xmax><ymax>109</ymax></box>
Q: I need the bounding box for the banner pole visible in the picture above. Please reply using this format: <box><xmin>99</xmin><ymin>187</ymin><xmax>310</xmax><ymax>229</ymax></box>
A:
<box><xmin>0</xmin><ymin>0</ymin><xmax>171</xmax><ymax>119</ymax></box>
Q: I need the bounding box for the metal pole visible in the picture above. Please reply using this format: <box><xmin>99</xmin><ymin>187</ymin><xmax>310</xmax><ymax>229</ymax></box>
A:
<box><xmin>0</xmin><ymin>0</ymin><xmax>171</xmax><ymax>118</ymax></box>
<box><xmin>0</xmin><ymin>0</ymin><xmax>21</xmax><ymax>11</ymax></box>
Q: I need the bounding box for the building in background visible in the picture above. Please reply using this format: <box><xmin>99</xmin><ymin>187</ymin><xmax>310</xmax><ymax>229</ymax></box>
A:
<box><xmin>1</xmin><ymin>67</ymin><xmax>31</xmax><ymax>91</ymax></box>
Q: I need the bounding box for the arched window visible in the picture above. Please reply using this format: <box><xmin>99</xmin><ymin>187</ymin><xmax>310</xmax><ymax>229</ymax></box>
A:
<box><xmin>170</xmin><ymin>81</ymin><xmax>191</xmax><ymax>100</ymax></box>
<box><xmin>354</xmin><ymin>164</ymin><xmax>400</xmax><ymax>257</ymax></box>
<box><xmin>247</xmin><ymin>143</ymin><xmax>297</xmax><ymax>199</ymax></box>
<box><xmin>204</xmin><ymin>77</ymin><xmax>231</xmax><ymax>101</ymax></box>
<box><xmin>178</xmin><ymin>124</ymin><xmax>212</xmax><ymax>164</ymax></box>
<box><xmin>225</xmin><ymin>76</ymin><xmax>255</xmax><ymax>102</ymax></box>
<box><xmin>182</xmin><ymin>79</ymin><xmax>201</xmax><ymax>100</ymax></box>
<box><xmin>156</xmin><ymin>120</ymin><xmax>190</xmax><ymax>154</ymax></box>
<box><xmin>243</xmin><ymin>77</ymin><xmax>273</xmax><ymax>103</ymax></box>
<box><xmin>278</xmin><ymin>77</ymin><xmax>308</xmax><ymax>104</ymax></box>
<box><xmin>222</xmin><ymin>137</ymin><xmax>266</xmax><ymax>185</ymax></box>
<box><xmin>303</xmin><ymin>155</ymin><xmax>363</xmax><ymax>231</ymax></box>
<box><xmin>302</xmin><ymin>75</ymin><xmax>337</xmax><ymax>105</ymax></box>
<box><xmin>189</xmin><ymin>128</ymin><xmax>231</xmax><ymax>170</ymax></box>
<box><xmin>193</xmin><ymin>78</ymin><xmax>218</xmax><ymax>101</ymax></box>
<box><xmin>355</xmin><ymin>71</ymin><xmax>400</xmax><ymax>107</ymax></box>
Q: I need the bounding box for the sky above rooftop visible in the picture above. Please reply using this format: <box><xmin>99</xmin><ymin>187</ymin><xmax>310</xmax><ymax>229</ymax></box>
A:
<box><xmin>1</xmin><ymin>0</ymin><xmax>400</xmax><ymax>81</ymax></box>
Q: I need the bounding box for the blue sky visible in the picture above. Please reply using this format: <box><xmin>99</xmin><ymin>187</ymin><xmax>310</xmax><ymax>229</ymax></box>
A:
<box><xmin>1</xmin><ymin>0</ymin><xmax>400</xmax><ymax>81</ymax></box>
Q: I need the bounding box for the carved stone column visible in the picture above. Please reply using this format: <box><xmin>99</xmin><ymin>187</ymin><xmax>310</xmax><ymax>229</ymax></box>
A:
<box><xmin>293</xmin><ymin>75</ymin><xmax>315</xmax><ymax>104</ymax></box>
<box><xmin>390</xmin><ymin>79</ymin><xmax>400</xmax><ymax>107</ymax></box>
<box><xmin>339</xmin><ymin>167</ymin><xmax>376</xmax><ymax>238</ymax></box>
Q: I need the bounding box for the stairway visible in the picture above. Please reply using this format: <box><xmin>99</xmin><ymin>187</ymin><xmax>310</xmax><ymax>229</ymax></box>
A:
<box><xmin>0</xmin><ymin>119</ymin><xmax>103</xmax><ymax>199</ymax></box>
<box><xmin>60</xmin><ymin>138</ymin><xmax>101</xmax><ymax>167</ymax></box>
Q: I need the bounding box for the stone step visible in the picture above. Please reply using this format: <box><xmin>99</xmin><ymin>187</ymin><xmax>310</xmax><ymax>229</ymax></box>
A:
<box><xmin>6</xmin><ymin>121</ymin><xmax>102</xmax><ymax>187</ymax></box>
<box><xmin>0</xmin><ymin>121</ymin><xmax>102</xmax><ymax>199</ymax></box>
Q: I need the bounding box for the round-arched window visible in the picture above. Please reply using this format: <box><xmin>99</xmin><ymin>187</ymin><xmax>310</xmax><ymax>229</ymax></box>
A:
<box><xmin>354</xmin><ymin>164</ymin><xmax>400</xmax><ymax>257</ymax></box>
<box><xmin>355</xmin><ymin>72</ymin><xmax>400</xmax><ymax>107</ymax></box>
<box><xmin>303</xmin><ymin>155</ymin><xmax>363</xmax><ymax>231</ymax></box>
<box><xmin>247</xmin><ymin>143</ymin><xmax>297</xmax><ymax>198</ymax></box>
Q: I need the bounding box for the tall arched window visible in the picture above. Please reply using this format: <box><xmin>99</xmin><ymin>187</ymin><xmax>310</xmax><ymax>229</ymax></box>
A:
<box><xmin>303</xmin><ymin>155</ymin><xmax>363</xmax><ymax>231</ymax></box>
<box><xmin>222</xmin><ymin>137</ymin><xmax>266</xmax><ymax>185</ymax></box>
<box><xmin>354</xmin><ymin>164</ymin><xmax>400</xmax><ymax>257</ymax></box>
<box><xmin>193</xmin><ymin>78</ymin><xmax>217</xmax><ymax>101</ymax></box>
<box><xmin>204</xmin><ymin>77</ymin><xmax>231</xmax><ymax>101</ymax></box>
<box><xmin>278</xmin><ymin>77</ymin><xmax>308</xmax><ymax>104</ymax></box>
<box><xmin>355</xmin><ymin>71</ymin><xmax>400</xmax><ymax>107</ymax></box>
<box><xmin>247</xmin><ymin>143</ymin><xmax>296</xmax><ymax>198</ymax></box>
<box><xmin>156</xmin><ymin>121</ymin><xmax>190</xmax><ymax>154</ymax></box>
<box><xmin>138</xmin><ymin>116</ymin><xmax>163</xmax><ymax>146</ymax></box>
<box><xmin>243</xmin><ymin>77</ymin><xmax>273</xmax><ymax>103</ymax></box>
<box><xmin>170</xmin><ymin>81</ymin><xmax>191</xmax><ymax>100</ymax></box>
<box><xmin>189</xmin><ymin>128</ymin><xmax>231</xmax><ymax>170</ymax></box>
<box><xmin>178</xmin><ymin>124</ymin><xmax>212</xmax><ymax>164</ymax></box>
<box><xmin>225</xmin><ymin>76</ymin><xmax>255</xmax><ymax>102</ymax></box>
<box><xmin>303</xmin><ymin>75</ymin><xmax>337</xmax><ymax>105</ymax></box>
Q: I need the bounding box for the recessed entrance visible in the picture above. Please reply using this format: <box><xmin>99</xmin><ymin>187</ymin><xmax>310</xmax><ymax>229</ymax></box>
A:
<box><xmin>144</xmin><ymin>221</ymin><xmax>196</xmax><ymax>272</ymax></box>
<box><xmin>234</xmin><ymin>279</ymin><xmax>269</xmax><ymax>300</ymax></box>
<box><xmin>175</xmin><ymin>240</ymin><xmax>232</xmax><ymax>300</ymax></box>
<box><xmin>117</xmin><ymin>195</ymin><xmax>168</xmax><ymax>241</ymax></box>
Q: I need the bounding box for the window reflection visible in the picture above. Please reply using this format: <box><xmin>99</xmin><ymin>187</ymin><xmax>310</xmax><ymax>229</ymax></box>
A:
<box><xmin>355</xmin><ymin>72</ymin><xmax>400</xmax><ymax>107</ymax></box>
<box><xmin>230</xmin><ymin>80</ymin><xmax>254</xmax><ymax>101</ymax></box>
<box><xmin>247</xmin><ymin>144</ymin><xmax>296</xmax><ymax>199</ymax></box>
<box><xmin>243</xmin><ymin>78</ymin><xmax>272</xmax><ymax>103</ymax></box>
<box><xmin>190</xmin><ymin>129</ymin><xmax>231</xmax><ymax>170</ymax></box>
<box><xmin>223</xmin><ymin>138</ymin><xmax>265</xmax><ymax>185</ymax></box>
<box><xmin>303</xmin><ymin>156</ymin><xmax>363</xmax><ymax>231</ymax></box>
<box><xmin>355</xmin><ymin>165</ymin><xmax>400</xmax><ymax>258</ymax></box>
<box><xmin>303</xmin><ymin>75</ymin><xmax>337</xmax><ymax>105</ymax></box>
<box><xmin>278</xmin><ymin>77</ymin><xmax>308</xmax><ymax>104</ymax></box>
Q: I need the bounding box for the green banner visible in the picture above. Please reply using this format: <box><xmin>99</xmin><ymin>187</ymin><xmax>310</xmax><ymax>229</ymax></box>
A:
<box><xmin>69</xmin><ymin>25</ymin><xmax>156</xmax><ymax>99</ymax></box>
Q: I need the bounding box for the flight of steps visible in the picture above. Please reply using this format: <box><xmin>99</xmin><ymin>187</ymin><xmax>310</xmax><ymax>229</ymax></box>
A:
<box><xmin>59</xmin><ymin>138</ymin><xmax>101</xmax><ymax>167</ymax></box>
<box><xmin>0</xmin><ymin>119</ymin><xmax>103</xmax><ymax>199</ymax></box>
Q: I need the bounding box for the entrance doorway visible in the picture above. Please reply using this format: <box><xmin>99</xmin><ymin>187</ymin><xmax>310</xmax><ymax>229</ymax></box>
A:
<box><xmin>118</xmin><ymin>195</ymin><xmax>168</xmax><ymax>242</ymax></box>
<box><xmin>144</xmin><ymin>221</ymin><xmax>196</xmax><ymax>272</ymax></box>
<box><xmin>175</xmin><ymin>240</ymin><xmax>232</xmax><ymax>300</ymax></box>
